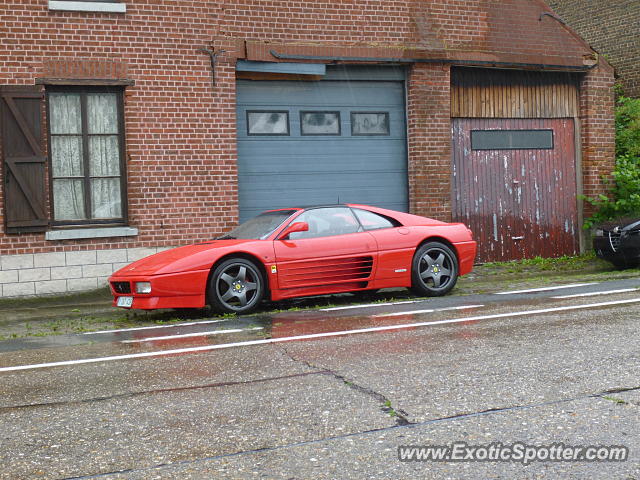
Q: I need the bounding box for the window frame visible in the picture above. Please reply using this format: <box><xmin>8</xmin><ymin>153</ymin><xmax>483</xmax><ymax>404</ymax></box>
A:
<box><xmin>48</xmin><ymin>0</ymin><xmax>126</xmax><ymax>13</ymax></box>
<box><xmin>470</xmin><ymin>129</ymin><xmax>555</xmax><ymax>151</ymax></box>
<box><xmin>246</xmin><ymin>110</ymin><xmax>290</xmax><ymax>136</ymax></box>
<box><xmin>45</xmin><ymin>86</ymin><xmax>128</xmax><ymax>227</ymax></box>
<box><xmin>350</xmin><ymin>111</ymin><xmax>390</xmax><ymax>136</ymax></box>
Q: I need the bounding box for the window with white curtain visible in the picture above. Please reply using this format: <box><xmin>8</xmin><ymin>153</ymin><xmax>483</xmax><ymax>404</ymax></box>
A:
<box><xmin>48</xmin><ymin>88</ymin><xmax>126</xmax><ymax>225</ymax></box>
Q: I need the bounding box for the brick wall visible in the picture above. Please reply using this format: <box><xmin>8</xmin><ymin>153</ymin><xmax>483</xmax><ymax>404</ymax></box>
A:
<box><xmin>407</xmin><ymin>63</ymin><xmax>452</xmax><ymax>221</ymax></box>
<box><xmin>548</xmin><ymin>0</ymin><xmax>640</xmax><ymax>97</ymax></box>
<box><xmin>579</xmin><ymin>63</ymin><xmax>617</xmax><ymax>217</ymax></box>
<box><xmin>0</xmin><ymin>0</ymin><xmax>616</xmax><ymax>296</ymax></box>
<box><xmin>0</xmin><ymin>0</ymin><xmax>238</xmax><ymax>257</ymax></box>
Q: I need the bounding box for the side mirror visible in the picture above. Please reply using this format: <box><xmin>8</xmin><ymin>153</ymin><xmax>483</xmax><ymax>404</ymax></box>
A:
<box><xmin>280</xmin><ymin>222</ymin><xmax>309</xmax><ymax>240</ymax></box>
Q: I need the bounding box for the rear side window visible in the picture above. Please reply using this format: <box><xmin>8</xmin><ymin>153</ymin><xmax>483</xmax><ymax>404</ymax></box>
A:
<box><xmin>353</xmin><ymin>209</ymin><xmax>397</xmax><ymax>231</ymax></box>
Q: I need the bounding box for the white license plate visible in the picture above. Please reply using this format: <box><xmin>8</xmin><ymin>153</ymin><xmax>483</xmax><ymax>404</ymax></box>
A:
<box><xmin>117</xmin><ymin>296</ymin><xmax>133</xmax><ymax>308</ymax></box>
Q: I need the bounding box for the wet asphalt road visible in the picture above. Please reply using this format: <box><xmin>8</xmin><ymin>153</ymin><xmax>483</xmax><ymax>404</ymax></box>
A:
<box><xmin>1</xmin><ymin>279</ymin><xmax>640</xmax><ymax>479</ymax></box>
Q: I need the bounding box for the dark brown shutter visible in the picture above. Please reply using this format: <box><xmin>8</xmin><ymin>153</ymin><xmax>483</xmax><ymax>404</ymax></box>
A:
<box><xmin>1</xmin><ymin>86</ymin><xmax>48</xmax><ymax>233</ymax></box>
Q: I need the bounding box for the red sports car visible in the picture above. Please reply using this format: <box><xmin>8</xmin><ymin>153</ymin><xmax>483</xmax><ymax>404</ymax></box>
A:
<box><xmin>109</xmin><ymin>205</ymin><xmax>477</xmax><ymax>314</ymax></box>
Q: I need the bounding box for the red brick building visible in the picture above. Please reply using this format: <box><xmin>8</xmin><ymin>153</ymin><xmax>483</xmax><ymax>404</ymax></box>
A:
<box><xmin>0</xmin><ymin>0</ymin><xmax>615</xmax><ymax>297</ymax></box>
<box><xmin>548</xmin><ymin>0</ymin><xmax>640</xmax><ymax>97</ymax></box>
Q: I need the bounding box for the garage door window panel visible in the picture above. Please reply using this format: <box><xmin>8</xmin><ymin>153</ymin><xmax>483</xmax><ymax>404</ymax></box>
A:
<box><xmin>471</xmin><ymin>130</ymin><xmax>554</xmax><ymax>150</ymax></box>
<box><xmin>247</xmin><ymin>111</ymin><xmax>289</xmax><ymax>136</ymax></box>
<box><xmin>351</xmin><ymin>112</ymin><xmax>390</xmax><ymax>136</ymax></box>
<box><xmin>300</xmin><ymin>111</ymin><xmax>341</xmax><ymax>136</ymax></box>
<box><xmin>48</xmin><ymin>89</ymin><xmax>125</xmax><ymax>224</ymax></box>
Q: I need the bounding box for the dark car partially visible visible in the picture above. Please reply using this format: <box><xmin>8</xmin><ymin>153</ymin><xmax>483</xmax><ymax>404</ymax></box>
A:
<box><xmin>593</xmin><ymin>217</ymin><xmax>640</xmax><ymax>268</ymax></box>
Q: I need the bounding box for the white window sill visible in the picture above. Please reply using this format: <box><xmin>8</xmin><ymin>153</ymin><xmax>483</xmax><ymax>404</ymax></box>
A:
<box><xmin>48</xmin><ymin>1</ymin><xmax>126</xmax><ymax>13</ymax></box>
<box><xmin>46</xmin><ymin>227</ymin><xmax>138</xmax><ymax>241</ymax></box>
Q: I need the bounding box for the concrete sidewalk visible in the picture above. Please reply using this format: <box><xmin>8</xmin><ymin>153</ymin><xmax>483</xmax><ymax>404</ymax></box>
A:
<box><xmin>0</xmin><ymin>287</ymin><xmax>117</xmax><ymax>338</ymax></box>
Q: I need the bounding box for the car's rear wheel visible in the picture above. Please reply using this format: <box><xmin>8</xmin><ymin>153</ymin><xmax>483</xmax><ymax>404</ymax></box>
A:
<box><xmin>209</xmin><ymin>258</ymin><xmax>264</xmax><ymax>314</ymax></box>
<box><xmin>410</xmin><ymin>242</ymin><xmax>458</xmax><ymax>296</ymax></box>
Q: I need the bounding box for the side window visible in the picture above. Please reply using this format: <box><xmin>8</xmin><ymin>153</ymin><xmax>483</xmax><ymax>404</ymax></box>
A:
<box><xmin>353</xmin><ymin>209</ymin><xmax>397</xmax><ymax>231</ymax></box>
<box><xmin>47</xmin><ymin>88</ymin><xmax>126</xmax><ymax>225</ymax></box>
<box><xmin>289</xmin><ymin>207</ymin><xmax>361</xmax><ymax>240</ymax></box>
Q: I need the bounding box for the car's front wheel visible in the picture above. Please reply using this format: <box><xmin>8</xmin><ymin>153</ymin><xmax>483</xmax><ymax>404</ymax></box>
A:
<box><xmin>209</xmin><ymin>258</ymin><xmax>265</xmax><ymax>314</ymax></box>
<box><xmin>410</xmin><ymin>242</ymin><xmax>459</xmax><ymax>296</ymax></box>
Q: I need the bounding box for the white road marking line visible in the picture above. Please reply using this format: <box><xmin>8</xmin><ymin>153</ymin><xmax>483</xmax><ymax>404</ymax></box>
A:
<box><xmin>320</xmin><ymin>300</ymin><xmax>423</xmax><ymax>312</ymax></box>
<box><xmin>376</xmin><ymin>309</ymin><xmax>436</xmax><ymax>317</ymax></box>
<box><xmin>552</xmin><ymin>288</ymin><xmax>637</xmax><ymax>299</ymax></box>
<box><xmin>373</xmin><ymin>305</ymin><xmax>485</xmax><ymax>318</ymax></box>
<box><xmin>121</xmin><ymin>327</ymin><xmax>264</xmax><ymax>344</ymax></box>
<box><xmin>83</xmin><ymin>319</ymin><xmax>233</xmax><ymax>335</ymax></box>
<box><xmin>320</xmin><ymin>302</ymin><xmax>393</xmax><ymax>311</ymax></box>
<box><xmin>495</xmin><ymin>283</ymin><xmax>598</xmax><ymax>295</ymax></box>
<box><xmin>4</xmin><ymin>297</ymin><xmax>640</xmax><ymax>373</ymax></box>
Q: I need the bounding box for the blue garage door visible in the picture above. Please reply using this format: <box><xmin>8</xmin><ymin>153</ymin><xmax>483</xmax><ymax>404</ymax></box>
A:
<box><xmin>236</xmin><ymin>65</ymin><xmax>408</xmax><ymax>222</ymax></box>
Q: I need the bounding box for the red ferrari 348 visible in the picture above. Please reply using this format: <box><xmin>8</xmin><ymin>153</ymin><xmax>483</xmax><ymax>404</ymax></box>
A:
<box><xmin>109</xmin><ymin>205</ymin><xmax>477</xmax><ymax>313</ymax></box>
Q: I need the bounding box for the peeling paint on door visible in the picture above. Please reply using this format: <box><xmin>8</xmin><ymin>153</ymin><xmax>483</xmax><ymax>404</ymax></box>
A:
<box><xmin>452</xmin><ymin>118</ymin><xmax>578</xmax><ymax>262</ymax></box>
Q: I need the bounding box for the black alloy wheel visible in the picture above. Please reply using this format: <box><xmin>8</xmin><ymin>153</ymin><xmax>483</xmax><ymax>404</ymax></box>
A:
<box><xmin>410</xmin><ymin>241</ymin><xmax>459</xmax><ymax>296</ymax></box>
<box><xmin>209</xmin><ymin>258</ymin><xmax>264</xmax><ymax>313</ymax></box>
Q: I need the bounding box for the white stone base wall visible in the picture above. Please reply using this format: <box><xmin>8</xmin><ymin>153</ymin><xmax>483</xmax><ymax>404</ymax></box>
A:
<box><xmin>0</xmin><ymin>247</ymin><xmax>169</xmax><ymax>298</ymax></box>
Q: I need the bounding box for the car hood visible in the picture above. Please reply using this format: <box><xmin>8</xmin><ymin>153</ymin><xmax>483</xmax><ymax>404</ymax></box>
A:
<box><xmin>113</xmin><ymin>239</ymin><xmax>258</xmax><ymax>276</ymax></box>
<box><xmin>599</xmin><ymin>218</ymin><xmax>640</xmax><ymax>233</ymax></box>
<box><xmin>622</xmin><ymin>220</ymin><xmax>640</xmax><ymax>232</ymax></box>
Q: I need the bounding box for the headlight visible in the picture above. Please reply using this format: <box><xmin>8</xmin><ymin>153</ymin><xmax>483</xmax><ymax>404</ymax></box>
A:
<box><xmin>595</xmin><ymin>229</ymin><xmax>603</xmax><ymax>237</ymax></box>
<box><xmin>135</xmin><ymin>282</ymin><xmax>152</xmax><ymax>294</ymax></box>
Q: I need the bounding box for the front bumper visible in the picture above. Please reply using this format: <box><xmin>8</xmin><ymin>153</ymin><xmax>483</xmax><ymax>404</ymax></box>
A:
<box><xmin>454</xmin><ymin>240</ymin><xmax>477</xmax><ymax>276</ymax></box>
<box><xmin>593</xmin><ymin>231</ymin><xmax>640</xmax><ymax>266</ymax></box>
<box><xmin>109</xmin><ymin>269</ymin><xmax>210</xmax><ymax>310</ymax></box>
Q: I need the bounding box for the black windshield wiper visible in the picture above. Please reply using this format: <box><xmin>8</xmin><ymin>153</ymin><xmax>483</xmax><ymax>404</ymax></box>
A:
<box><xmin>216</xmin><ymin>234</ymin><xmax>236</xmax><ymax>240</ymax></box>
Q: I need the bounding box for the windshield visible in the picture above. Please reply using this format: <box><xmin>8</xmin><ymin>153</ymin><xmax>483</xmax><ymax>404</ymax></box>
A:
<box><xmin>218</xmin><ymin>210</ymin><xmax>298</xmax><ymax>240</ymax></box>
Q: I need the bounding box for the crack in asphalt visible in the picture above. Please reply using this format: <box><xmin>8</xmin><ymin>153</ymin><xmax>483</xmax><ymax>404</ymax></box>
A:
<box><xmin>594</xmin><ymin>385</ymin><xmax>640</xmax><ymax>407</ymax></box>
<box><xmin>59</xmin><ymin>384</ymin><xmax>640</xmax><ymax>480</ymax></box>
<box><xmin>0</xmin><ymin>371</ymin><xmax>328</xmax><ymax>412</ymax></box>
<box><xmin>276</xmin><ymin>343</ymin><xmax>411</xmax><ymax>426</ymax></box>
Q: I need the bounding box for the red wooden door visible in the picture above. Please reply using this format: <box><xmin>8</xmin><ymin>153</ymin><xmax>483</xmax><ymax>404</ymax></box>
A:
<box><xmin>452</xmin><ymin>118</ymin><xmax>578</xmax><ymax>262</ymax></box>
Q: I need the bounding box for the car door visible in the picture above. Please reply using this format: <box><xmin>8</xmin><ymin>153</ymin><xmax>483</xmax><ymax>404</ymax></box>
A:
<box><xmin>273</xmin><ymin>207</ymin><xmax>377</xmax><ymax>290</ymax></box>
